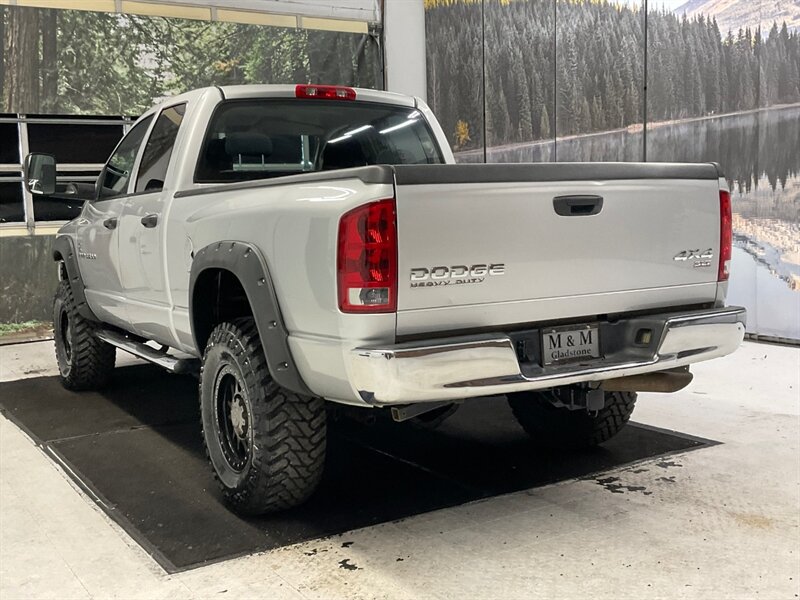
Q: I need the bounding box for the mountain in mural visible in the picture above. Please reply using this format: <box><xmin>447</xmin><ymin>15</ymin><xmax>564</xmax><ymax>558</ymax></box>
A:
<box><xmin>675</xmin><ymin>0</ymin><xmax>800</xmax><ymax>32</ymax></box>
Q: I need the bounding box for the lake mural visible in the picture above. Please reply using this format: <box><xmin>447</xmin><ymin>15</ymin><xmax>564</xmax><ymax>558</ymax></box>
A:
<box><xmin>651</xmin><ymin>106</ymin><xmax>800</xmax><ymax>340</ymax></box>
<box><xmin>425</xmin><ymin>0</ymin><xmax>800</xmax><ymax>341</ymax></box>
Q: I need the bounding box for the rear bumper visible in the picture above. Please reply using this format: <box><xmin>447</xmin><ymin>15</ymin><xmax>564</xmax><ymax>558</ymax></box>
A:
<box><xmin>347</xmin><ymin>306</ymin><xmax>746</xmax><ymax>405</ymax></box>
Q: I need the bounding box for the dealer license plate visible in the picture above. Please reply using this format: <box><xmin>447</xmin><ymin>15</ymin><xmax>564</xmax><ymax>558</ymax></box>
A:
<box><xmin>541</xmin><ymin>325</ymin><xmax>601</xmax><ymax>366</ymax></box>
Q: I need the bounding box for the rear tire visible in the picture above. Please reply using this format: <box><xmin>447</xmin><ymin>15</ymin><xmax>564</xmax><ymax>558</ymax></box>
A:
<box><xmin>199</xmin><ymin>318</ymin><xmax>326</xmax><ymax>515</ymax></box>
<box><xmin>53</xmin><ymin>279</ymin><xmax>115</xmax><ymax>390</ymax></box>
<box><xmin>507</xmin><ymin>389</ymin><xmax>637</xmax><ymax>449</ymax></box>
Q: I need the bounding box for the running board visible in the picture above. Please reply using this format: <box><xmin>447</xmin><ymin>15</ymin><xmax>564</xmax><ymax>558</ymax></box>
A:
<box><xmin>96</xmin><ymin>329</ymin><xmax>200</xmax><ymax>376</ymax></box>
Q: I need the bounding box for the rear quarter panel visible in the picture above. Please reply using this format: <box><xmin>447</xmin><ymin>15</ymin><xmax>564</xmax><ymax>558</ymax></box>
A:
<box><xmin>165</xmin><ymin>177</ymin><xmax>397</xmax><ymax>355</ymax></box>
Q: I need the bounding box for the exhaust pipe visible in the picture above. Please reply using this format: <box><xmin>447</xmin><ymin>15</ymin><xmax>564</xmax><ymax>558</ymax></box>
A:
<box><xmin>600</xmin><ymin>367</ymin><xmax>693</xmax><ymax>393</ymax></box>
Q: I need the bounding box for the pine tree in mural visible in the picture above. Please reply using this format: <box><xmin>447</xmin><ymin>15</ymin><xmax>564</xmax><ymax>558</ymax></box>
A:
<box><xmin>539</xmin><ymin>105</ymin><xmax>551</xmax><ymax>139</ymax></box>
<box><xmin>3</xmin><ymin>7</ymin><xmax>39</xmax><ymax>113</ymax></box>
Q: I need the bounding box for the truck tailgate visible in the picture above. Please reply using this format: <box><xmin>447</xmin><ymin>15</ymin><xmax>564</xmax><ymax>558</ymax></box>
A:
<box><xmin>393</xmin><ymin>163</ymin><xmax>723</xmax><ymax>336</ymax></box>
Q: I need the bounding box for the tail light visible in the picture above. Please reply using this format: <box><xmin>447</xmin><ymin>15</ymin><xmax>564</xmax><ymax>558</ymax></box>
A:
<box><xmin>337</xmin><ymin>199</ymin><xmax>397</xmax><ymax>313</ymax></box>
<box><xmin>295</xmin><ymin>84</ymin><xmax>356</xmax><ymax>101</ymax></box>
<box><xmin>718</xmin><ymin>188</ymin><xmax>732</xmax><ymax>281</ymax></box>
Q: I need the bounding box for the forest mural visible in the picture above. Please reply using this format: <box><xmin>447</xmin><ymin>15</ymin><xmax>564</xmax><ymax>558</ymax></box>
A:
<box><xmin>0</xmin><ymin>4</ymin><xmax>382</xmax><ymax>324</ymax></box>
<box><xmin>0</xmin><ymin>5</ymin><xmax>381</xmax><ymax>116</ymax></box>
<box><xmin>425</xmin><ymin>0</ymin><xmax>800</xmax><ymax>340</ymax></box>
<box><xmin>426</xmin><ymin>0</ymin><xmax>800</xmax><ymax>153</ymax></box>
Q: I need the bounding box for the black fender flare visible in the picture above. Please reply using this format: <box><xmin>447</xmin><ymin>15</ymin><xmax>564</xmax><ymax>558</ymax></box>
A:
<box><xmin>189</xmin><ymin>241</ymin><xmax>312</xmax><ymax>397</ymax></box>
<box><xmin>52</xmin><ymin>235</ymin><xmax>99</xmax><ymax>322</ymax></box>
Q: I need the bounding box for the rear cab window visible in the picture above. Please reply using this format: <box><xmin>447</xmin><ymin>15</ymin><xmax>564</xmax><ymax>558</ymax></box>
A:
<box><xmin>195</xmin><ymin>100</ymin><xmax>443</xmax><ymax>183</ymax></box>
<box><xmin>136</xmin><ymin>103</ymin><xmax>187</xmax><ymax>193</ymax></box>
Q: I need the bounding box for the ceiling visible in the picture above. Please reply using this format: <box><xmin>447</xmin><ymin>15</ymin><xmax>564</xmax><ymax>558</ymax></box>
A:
<box><xmin>0</xmin><ymin>0</ymin><xmax>381</xmax><ymax>32</ymax></box>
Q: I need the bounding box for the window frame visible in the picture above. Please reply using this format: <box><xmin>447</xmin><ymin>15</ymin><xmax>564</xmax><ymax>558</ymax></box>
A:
<box><xmin>0</xmin><ymin>115</ymin><xmax>136</xmax><ymax>233</ymax></box>
<box><xmin>95</xmin><ymin>113</ymin><xmax>156</xmax><ymax>202</ymax></box>
<box><xmin>26</xmin><ymin>121</ymin><xmax>127</xmax><ymax>165</ymax></box>
<box><xmin>193</xmin><ymin>99</ymin><xmax>445</xmax><ymax>184</ymax></box>
<box><xmin>0</xmin><ymin>117</ymin><xmax>27</xmax><ymax>228</ymax></box>
<box><xmin>132</xmin><ymin>102</ymin><xmax>188</xmax><ymax>195</ymax></box>
<box><xmin>0</xmin><ymin>178</ymin><xmax>26</xmax><ymax>225</ymax></box>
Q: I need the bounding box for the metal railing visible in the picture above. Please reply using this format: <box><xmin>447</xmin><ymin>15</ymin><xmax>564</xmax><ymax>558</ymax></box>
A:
<box><xmin>0</xmin><ymin>114</ymin><xmax>132</xmax><ymax>235</ymax></box>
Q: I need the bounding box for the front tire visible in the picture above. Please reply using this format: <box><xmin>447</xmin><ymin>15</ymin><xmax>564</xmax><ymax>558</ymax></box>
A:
<box><xmin>53</xmin><ymin>279</ymin><xmax>115</xmax><ymax>390</ymax></box>
<box><xmin>508</xmin><ymin>389</ymin><xmax>637</xmax><ymax>449</ymax></box>
<box><xmin>199</xmin><ymin>318</ymin><xmax>326</xmax><ymax>515</ymax></box>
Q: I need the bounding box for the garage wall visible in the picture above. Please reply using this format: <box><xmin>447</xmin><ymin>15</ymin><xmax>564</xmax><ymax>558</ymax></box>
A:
<box><xmin>0</xmin><ymin>235</ymin><xmax>54</xmax><ymax>323</ymax></box>
<box><xmin>424</xmin><ymin>0</ymin><xmax>800</xmax><ymax>342</ymax></box>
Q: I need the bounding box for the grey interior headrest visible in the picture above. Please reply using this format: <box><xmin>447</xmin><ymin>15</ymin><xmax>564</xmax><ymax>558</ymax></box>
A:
<box><xmin>225</xmin><ymin>132</ymin><xmax>273</xmax><ymax>157</ymax></box>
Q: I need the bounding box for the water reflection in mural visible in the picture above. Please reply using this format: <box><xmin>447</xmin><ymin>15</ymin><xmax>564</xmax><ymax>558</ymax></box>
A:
<box><xmin>650</xmin><ymin>108</ymin><xmax>800</xmax><ymax>332</ymax></box>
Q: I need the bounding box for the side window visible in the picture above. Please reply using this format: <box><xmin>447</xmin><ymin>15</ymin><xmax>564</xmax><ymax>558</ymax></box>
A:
<box><xmin>135</xmin><ymin>104</ymin><xmax>186</xmax><ymax>193</ymax></box>
<box><xmin>99</xmin><ymin>115</ymin><xmax>153</xmax><ymax>200</ymax></box>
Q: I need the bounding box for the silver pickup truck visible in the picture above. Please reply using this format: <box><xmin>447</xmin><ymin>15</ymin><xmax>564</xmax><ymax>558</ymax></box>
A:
<box><xmin>24</xmin><ymin>84</ymin><xmax>746</xmax><ymax>515</ymax></box>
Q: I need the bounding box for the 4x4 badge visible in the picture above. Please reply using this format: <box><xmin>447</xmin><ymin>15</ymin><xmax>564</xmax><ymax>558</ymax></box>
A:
<box><xmin>673</xmin><ymin>249</ymin><xmax>713</xmax><ymax>261</ymax></box>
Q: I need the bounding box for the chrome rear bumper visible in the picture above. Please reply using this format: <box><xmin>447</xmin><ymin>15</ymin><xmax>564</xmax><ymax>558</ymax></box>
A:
<box><xmin>348</xmin><ymin>306</ymin><xmax>746</xmax><ymax>405</ymax></box>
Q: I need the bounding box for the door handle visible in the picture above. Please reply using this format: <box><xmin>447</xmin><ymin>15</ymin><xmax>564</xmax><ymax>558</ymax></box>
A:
<box><xmin>103</xmin><ymin>217</ymin><xmax>118</xmax><ymax>230</ymax></box>
<box><xmin>141</xmin><ymin>214</ymin><xmax>159</xmax><ymax>228</ymax></box>
<box><xmin>553</xmin><ymin>195</ymin><xmax>604</xmax><ymax>217</ymax></box>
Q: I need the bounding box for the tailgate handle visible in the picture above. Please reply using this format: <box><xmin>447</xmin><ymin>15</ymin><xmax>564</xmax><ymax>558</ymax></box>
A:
<box><xmin>553</xmin><ymin>195</ymin><xmax>603</xmax><ymax>217</ymax></box>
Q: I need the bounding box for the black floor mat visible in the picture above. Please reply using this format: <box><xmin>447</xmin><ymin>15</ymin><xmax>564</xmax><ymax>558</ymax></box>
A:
<box><xmin>0</xmin><ymin>364</ymin><xmax>716</xmax><ymax>572</ymax></box>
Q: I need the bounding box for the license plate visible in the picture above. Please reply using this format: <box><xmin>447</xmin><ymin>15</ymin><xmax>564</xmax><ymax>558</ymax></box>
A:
<box><xmin>541</xmin><ymin>325</ymin><xmax>600</xmax><ymax>366</ymax></box>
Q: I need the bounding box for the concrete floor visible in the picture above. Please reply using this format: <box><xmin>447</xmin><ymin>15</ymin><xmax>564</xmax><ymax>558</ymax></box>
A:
<box><xmin>1</xmin><ymin>340</ymin><xmax>798</xmax><ymax>599</ymax></box>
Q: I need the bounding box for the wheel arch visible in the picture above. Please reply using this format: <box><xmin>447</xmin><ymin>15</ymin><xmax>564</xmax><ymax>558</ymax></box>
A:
<box><xmin>52</xmin><ymin>235</ymin><xmax>98</xmax><ymax>321</ymax></box>
<box><xmin>189</xmin><ymin>241</ymin><xmax>312</xmax><ymax>396</ymax></box>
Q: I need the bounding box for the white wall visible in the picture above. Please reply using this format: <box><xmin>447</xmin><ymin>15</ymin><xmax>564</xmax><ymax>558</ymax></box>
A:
<box><xmin>383</xmin><ymin>0</ymin><xmax>427</xmax><ymax>100</ymax></box>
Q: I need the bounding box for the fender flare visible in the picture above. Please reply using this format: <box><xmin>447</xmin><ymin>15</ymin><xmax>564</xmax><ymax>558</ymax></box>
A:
<box><xmin>52</xmin><ymin>235</ymin><xmax>98</xmax><ymax>322</ymax></box>
<box><xmin>189</xmin><ymin>241</ymin><xmax>312</xmax><ymax>397</ymax></box>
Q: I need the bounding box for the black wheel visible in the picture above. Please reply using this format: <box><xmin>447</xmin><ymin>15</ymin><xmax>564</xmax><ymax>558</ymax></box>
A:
<box><xmin>199</xmin><ymin>318</ymin><xmax>326</xmax><ymax>515</ymax></box>
<box><xmin>507</xmin><ymin>389</ymin><xmax>637</xmax><ymax>449</ymax></box>
<box><xmin>53</xmin><ymin>279</ymin><xmax>115</xmax><ymax>390</ymax></box>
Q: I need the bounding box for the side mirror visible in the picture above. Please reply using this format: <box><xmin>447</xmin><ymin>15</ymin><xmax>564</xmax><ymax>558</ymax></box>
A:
<box><xmin>23</xmin><ymin>153</ymin><xmax>57</xmax><ymax>195</ymax></box>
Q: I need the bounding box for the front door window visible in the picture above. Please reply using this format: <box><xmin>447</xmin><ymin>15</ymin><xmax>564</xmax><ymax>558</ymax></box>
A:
<box><xmin>99</xmin><ymin>115</ymin><xmax>153</xmax><ymax>199</ymax></box>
